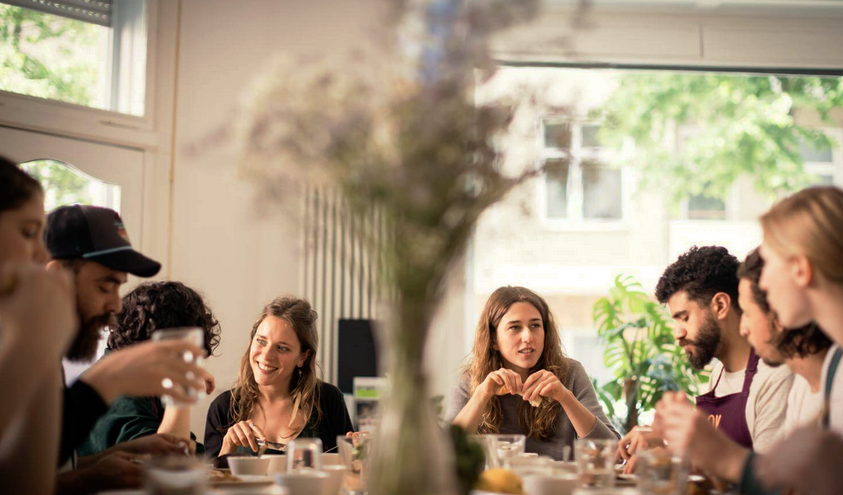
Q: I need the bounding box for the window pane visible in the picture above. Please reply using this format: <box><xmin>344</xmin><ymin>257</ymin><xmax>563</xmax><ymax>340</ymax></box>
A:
<box><xmin>582</xmin><ymin>124</ymin><xmax>601</xmax><ymax>148</ymax></box>
<box><xmin>0</xmin><ymin>4</ymin><xmax>146</xmax><ymax>115</ymax></box>
<box><xmin>582</xmin><ymin>161</ymin><xmax>622</xmax><ymax>219</ymax></box>
<box><xmin>815</xmin><ymin>174</ymin><xmax>835</xmax><ymax>186</ymax></box>
<box><xmin>20</xmin><ymin>160</ymin><xmax>121</xmax><ymax>213</ymax></box>
<box><xmin>544</xmin><ymin>122</ymin><xmax>571</xmax><ymax>149</ymax></box>
<box><xmin>687</xmin><ymin>194</ymin><xmax>726</xmax><ymax>220</ymax></box>
<box><xmin>800</xmin><ymin>140</ymin><xmax>833</xmax><ymax>163</ymax></box>
<box><xmin>546</xmin><ymin>159</ymin><xmax>570</xmax><ymax>219</ymax></box>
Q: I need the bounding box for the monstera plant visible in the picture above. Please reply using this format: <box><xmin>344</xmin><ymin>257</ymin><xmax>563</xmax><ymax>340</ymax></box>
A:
<box><xmin>592</xmin><ymin>274</ymin><xmax>709</xmax><ymax>433</ymax></box>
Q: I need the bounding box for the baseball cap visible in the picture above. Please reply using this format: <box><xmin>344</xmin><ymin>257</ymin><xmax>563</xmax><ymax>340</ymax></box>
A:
<box><xmin>44</xmin><ymin>205</ymin><xmax>161</xmax><ymax>277</ymax></box>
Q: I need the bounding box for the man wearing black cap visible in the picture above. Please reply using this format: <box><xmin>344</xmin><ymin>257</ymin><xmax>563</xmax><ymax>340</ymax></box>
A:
<box><xmin>44</xmin><ymin>205</ymin><xmax>211</xmax><ymax>493</ymax></box>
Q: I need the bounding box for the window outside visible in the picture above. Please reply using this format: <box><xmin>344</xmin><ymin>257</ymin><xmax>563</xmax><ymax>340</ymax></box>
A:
<box><xmin>0</xmin><ymin>1</ymin><xmax>146</xmax><ymax>115</ymax></box>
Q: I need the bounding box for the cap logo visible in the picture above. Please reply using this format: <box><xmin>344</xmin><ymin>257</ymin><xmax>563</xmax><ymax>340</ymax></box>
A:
<box><xmin>115</xmin><ymin>220</ymin><xmax>131</xmax><ymax>244</ymax></box>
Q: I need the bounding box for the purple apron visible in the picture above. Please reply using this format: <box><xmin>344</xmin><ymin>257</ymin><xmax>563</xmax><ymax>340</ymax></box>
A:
<box><xmin>695</xmin><ymin>349</ymin><xmax>759</xmax><ymax>450</ymax></box>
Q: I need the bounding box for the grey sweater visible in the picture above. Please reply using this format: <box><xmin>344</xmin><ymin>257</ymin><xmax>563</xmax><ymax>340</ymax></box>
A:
<box><xmin>445</xmin><ymin>359</ymin><xmax>620</xmax><ymax>460</ymax></box>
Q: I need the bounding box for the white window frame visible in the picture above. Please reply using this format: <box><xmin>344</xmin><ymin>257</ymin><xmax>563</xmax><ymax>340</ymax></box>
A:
<box><xmin>538</xmin><ymin>118</ymin><xmax>630</xmax><ymax>231</ymax></box>
<box><xmin>0</xmin><ymin>0</ymin><xmax>161</xmax><ymax>148</ymax></box>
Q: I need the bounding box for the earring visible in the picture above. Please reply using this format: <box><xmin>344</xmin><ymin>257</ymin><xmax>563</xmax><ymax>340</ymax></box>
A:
<box><xmin>298</xmin><ymin>368</ymin><xmax>302</xmax><ymax>378</ymax></box>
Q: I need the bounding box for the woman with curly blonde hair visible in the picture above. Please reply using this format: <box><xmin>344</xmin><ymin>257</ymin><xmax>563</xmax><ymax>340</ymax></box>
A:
<box><xmin>205</xmin><ymin>296</ymin><xmax>353</xmax><ymax>457</ymax></box>
<box><xmin>447</xmin><ymin>286</ymin><xmax>618</xmax><ymax>459</ymax></box>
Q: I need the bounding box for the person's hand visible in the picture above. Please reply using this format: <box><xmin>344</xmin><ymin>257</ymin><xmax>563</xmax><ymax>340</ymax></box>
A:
<box><xmin>115</xmin><ymin>433</ymin><xmax>195</xmax><ymax>456</ymax></box>
<box><xmin>477</xmin><ymin>368</ymin><xmax>523</xmax><ymax>400</ymax></box>
<box><xmin>656</xmin><ymin>391</ymin><xmax>748</xmax><ymax>483</ymax></box>
<box><xmin>755</xmin><ymin>428</ymin><xmax>843</xmax><ymax>495</ymax></box>
<box><xmin>221</xmin><ymin>420</ymin><xmax>265</xmax><ymax>454</ymax></box>
<box><xmin>79</xmin><ymin>340</ymin><xmax>211</xmax><ymax>404</ymax></box>
<box><xmin>616</xmin><ymin>426</ymin><xmax>660</xmax><ymax>467</ymax></box>
<box><xmin>84</xmin><ymin>451</ymin><xmax>144</xmax><ymax>490</ymax></box>
<box><xmin>0</xmin><ymin>263</ymin><xmax>77</xmax><ymax>361</ymax></box>
<box><xmin>205</xmin><ymin>373</ymin><xmax>216</xmax><ymax>395</ymax></box>
<box><xmin>522</xmin><ymin>369</ymin><xmax>567</xmax><ymax>404</ymax></box>
<box><xmin>656</xmin><ymin>392</ymin><xmax>712</xmax><ymax>458</ymax></box>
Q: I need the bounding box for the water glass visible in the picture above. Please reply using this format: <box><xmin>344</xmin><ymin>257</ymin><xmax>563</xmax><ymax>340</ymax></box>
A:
<box><xmin>144</xmin><ymin>455</ymin><xmax>206</xmax><ymax>495</ymax></box>
<box><xmin>575</xmin><ymin>438</ymin><xmax>616</xmax><ymax>489</ymax></box>
<box><xmin>636</xmin><ymin>448</ymin><xmax>688</xmax><ymax>495</ymax></box>
<box><xmin>151</xmin><ymin>327</ymin><xmax>205</xmax><ymax>408</ymax></box>
<box><xmin>337</xmin><ymin>434</ymin><xmax>372</xmax><ymax>495</ymax></box>
<box><xmin>286</xmin><ymin>438</ymin><xmax>323</xmax><ymax>472</ymax></box>
<box><xmin>485</xmin><ymin>434</ymin><xmax>526</xmax><ymax>469</ymax></box>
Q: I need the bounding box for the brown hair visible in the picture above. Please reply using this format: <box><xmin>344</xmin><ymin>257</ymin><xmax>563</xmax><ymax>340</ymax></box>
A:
<box><xmin>227</xmin><ymin>296</ymin><xmax>321</xmax><ymax>436</ymax></box>
<box><xmin>738</xmin><ymin>248</ymin><xmax>832</xmax><ymax>358</ymax></box>
<box><xmin>467</xmin><ymin>286</ymin><xmax>568</xmax><ymax>440</ymax></box>
<box><xmin>760</xmin><ymin>186</ymin><xmax>843</xmax><ymax>285</ymax></box>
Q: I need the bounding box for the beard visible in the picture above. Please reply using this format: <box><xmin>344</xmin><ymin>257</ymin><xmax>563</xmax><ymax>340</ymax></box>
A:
<box><xmin>65</xmin><ymin>312</ymin><xmax>116</xmax><ymax>362</ymax></box>
<box><xmin>679</xmin><ymin>312</ymin><xmax>725</xmax><ymax>370</ymax></box>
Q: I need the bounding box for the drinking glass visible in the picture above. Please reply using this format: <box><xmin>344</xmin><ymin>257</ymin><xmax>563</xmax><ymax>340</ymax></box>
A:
<box><xmin>337</xmin><ymin>434</ymin><xmax>372</xmax><ymax>495</ymax></box>
<box><xmin>144</xmin><ymin>455</ymin><xmax>206</xmax><ymax>495</ymax></box>
<box><xmin>286</xmin><ymin>438</ymin><xmax>323</xmax><ymax>472</ymax></box>
<box><xmin>575</xmin><ymin>438</ymin><xmax>616</xmax><ymax>489</ymax></box>
<box><xmin>636</xmin><ymin>448</ymin><xmax>689</xmax><ymax>495</ymax></box>
<box><xmin>485</xmin><ymin>434</ymin><xmax>526</xmax><ymax>469</ymax></box>
<box><xmin>151</xmin><ymin>327</ymin><xmax>205</xmax><ymax>408</ymax></box>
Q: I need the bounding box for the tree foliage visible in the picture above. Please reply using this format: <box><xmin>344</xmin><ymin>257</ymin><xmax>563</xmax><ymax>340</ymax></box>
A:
<box><xmin>593</xmin><ymin>274</ymin><xmax>709</xmax><ymax>433</ymax></box>
<box><xmin>21</xmin><ymin>160</ymin><xmax>92</xmax><ymax>210</ymax></box>
<box><xmin>598</xmin><ymin>73</ymin><xmax>843</xmax><ymax>205</ymax></box>
<box><xmin>0</xmin><ymin>4</ymin><xmax>100</xmax><ymax>106</ymax></box>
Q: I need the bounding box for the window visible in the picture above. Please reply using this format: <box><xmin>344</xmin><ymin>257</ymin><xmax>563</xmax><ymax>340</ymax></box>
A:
<box><xmin>20</xmin><ymin>159</ymin><xmax>121</xmax><ymax>213</ymax></box>
<box><xmin>543</xmin><ymin>121</ymin><xmax>623</xmax><ymax>222</ymax></box>
<box><xmin>0</xmin><ymin>0</ymin><xmax>147</xmax><ymax>115</ymax></box>
<box><xmin>687</xmin><ymin>194</ymin><xmax>726</xmax><ymax>220</ymax></box>
<box><xmin>801</xmin><ymin>135</ymin><xmax>841</xmax><ymax>187</ymax></box>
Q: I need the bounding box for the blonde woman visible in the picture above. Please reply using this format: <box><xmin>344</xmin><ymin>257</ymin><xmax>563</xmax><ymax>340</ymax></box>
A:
<box><xmin>205</xmin><ymin>297</ymin><xmax>353</xmax><ymax>457</ymax></box>
<box><xmin>447</xmin><ymin>286</ymin><xmax>619</xmax><ymax>460</ymax></box>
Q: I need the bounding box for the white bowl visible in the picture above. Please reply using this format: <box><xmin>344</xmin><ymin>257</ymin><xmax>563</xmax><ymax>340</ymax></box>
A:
<box><xmin>523</xmin><ymin>473</ymin><xmax>578</xmax><ymax>495</ymax></box>
<box><xmin>263</xmin><ymin>454</ymin><xmax>287</xmax><ymax>475</ymax></box>
<box><xmin>275</xmin><ymin>471</ymin><xmax>330</xmax><ymax>495</ymax></box>
<box><xmin>228</xmin><ymin>456</ymin><xmax>270</xmax><ymax>476</ymax></box>
<box><xmin>320</xmin><ymin>465</ymin><xmax>347</xmax><ymax>495</ymax></box>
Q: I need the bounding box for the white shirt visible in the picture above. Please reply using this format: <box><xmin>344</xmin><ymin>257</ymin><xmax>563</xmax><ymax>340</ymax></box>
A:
<box><xmin>820</xmin><ymin>344</ymin><xmax>843</xmax><ymax>434</ymax></box>
<box><xmin>784</xmin><ymin>374</ymin><xmax>824</xmax><ymax>433</ymax></box>
<box><xmin>707</xmin><ymin>356</ymin><xmax>794</xmax><ymax>454</ymax></box>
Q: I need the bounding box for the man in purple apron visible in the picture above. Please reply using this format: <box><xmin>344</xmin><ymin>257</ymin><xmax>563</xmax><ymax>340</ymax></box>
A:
<box><xmin>654</xmin><ymin>246</ymin><xmax>792</xmax><ymax>451</ymax></box>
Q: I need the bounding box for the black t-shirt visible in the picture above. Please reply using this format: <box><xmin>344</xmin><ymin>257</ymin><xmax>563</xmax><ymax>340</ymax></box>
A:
<box><xmin>204</xmin><ymin>381</ymin><xmax>354</xmax><ymax>458</ymax></box>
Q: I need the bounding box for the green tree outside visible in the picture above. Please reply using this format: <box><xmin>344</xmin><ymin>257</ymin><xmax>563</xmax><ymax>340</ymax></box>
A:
<box><xmin>0</xmin><ymin>4</ymin><xmax>102</xmax><ymax>107</ymax></box>
<box><xmin>21</xmin><ymin>160</ymin><xmax>94</xmax><ymax>211</ymax></box>
<box><xmin>597</xmin><ymin>73</ymin><xmax>843</xmax><ymax>206</ymax></box>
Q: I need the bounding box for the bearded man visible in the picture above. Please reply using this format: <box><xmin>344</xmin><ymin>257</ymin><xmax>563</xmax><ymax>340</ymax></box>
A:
<box><xmin>44</xmin><ymin>205</ymin><xmax>212</xmax><ymax>493</ymax></box>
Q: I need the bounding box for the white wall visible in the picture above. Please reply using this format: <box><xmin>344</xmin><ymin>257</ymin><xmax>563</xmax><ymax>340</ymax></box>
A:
<box><xmin>165</xmin><ymin>0</ymin><xmax>396</xmax><ymax>438</ymax></box>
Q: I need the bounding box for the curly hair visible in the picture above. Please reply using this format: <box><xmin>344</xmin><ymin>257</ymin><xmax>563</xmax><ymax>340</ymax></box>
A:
<box><xmin>466</xmin><ymin>286</ymin><xmax>569</xmax><ymax>441</ymax></box>
<box><xmin>0</xmin><ymin>155</ymin><xmax>42</xmax><ymax>215</ymax></box>
<box><xmin>738</xmin><ymin>249</ymin><xmax>832</xmax><ymax>359</ymax></box>
<box><xmin>108</xmin><ymin>281</ymin><xmax>221</xmax><ymax>355</ymax></box>
<box><xmin>227</xmin><ymin>296</ymin><xmax>322</xmax><ymax>439</ymax></box>
<box><xmin>655</xmin><ymin>246</ymin><xmax>741</xmax><ymax>314</ymax></box>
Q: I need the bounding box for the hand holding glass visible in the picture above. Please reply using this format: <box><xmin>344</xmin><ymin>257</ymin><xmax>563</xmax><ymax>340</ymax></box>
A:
<box><xmin>151</xmin><ymin>328</ymin><xmax>205</xmax><ymax>408</ymax></box>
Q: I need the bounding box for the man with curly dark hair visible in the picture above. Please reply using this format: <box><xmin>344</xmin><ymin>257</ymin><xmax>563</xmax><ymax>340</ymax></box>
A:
<box><xmin>655</xmin><ymin>246</ymin><xmax>792</xmax><ymax>452</ymax></box>
<box><xmin>619</xmin><ymin>246</ymin><xmax>793</xmax><ymax>474</ymax></box>
<box><xmin>77</xmin><ymin>281</ymin><xmax>221</xmax><ymax>456</ymax></box>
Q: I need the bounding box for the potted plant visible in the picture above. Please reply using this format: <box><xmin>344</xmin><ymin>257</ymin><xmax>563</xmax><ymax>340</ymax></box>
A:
<box><xmin>592</xmin><ymin>274</ymin><xmax>709</xmax><ymax>433</ymax></box>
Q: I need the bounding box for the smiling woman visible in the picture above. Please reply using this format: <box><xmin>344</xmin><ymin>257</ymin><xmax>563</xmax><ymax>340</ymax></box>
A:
<box><xmin>204</xmin><ymin>296</ymin><xmax>354</xmax><ymax>458</ymax></box>
<box><xmin>447</xmin><ymin>286</ymin><xmax>619</xmax><ymax>460</ymax></box>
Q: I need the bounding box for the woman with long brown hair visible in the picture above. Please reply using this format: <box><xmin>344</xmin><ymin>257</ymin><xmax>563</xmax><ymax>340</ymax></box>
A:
<box><xmin>205</xmin><ymin>296</ymin><xmax>353</xmax><ymax>457</ymax></box>
<box><xmin>447</xmin><ymin>286</ymin><xmax>618</xmax><ymax>459</ymax></box>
